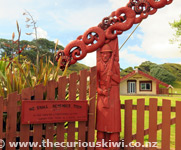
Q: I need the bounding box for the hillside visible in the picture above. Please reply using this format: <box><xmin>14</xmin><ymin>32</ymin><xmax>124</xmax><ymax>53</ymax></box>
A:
<box><xmin>66</xmin><ymin>62</ymin><xmax>90</xmax><ymax>75</ymax></box>
<box><xmin>161</xmin><ymin>63</ymin><xmax>181</xmax><ymax>81</ymax></box>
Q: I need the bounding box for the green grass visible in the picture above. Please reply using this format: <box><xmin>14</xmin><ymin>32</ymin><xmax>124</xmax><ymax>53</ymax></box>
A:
<box><xmin>171</xmin><ymin>81</ymin><xmax>181</xmax><ymax>94</ymax></box>
<box><xmin>120</xmin><ymin>95</ymin><xmax>181</xmax><ymax>149</ymax></box>
<box><xmin>172</xmin><ymin>81</ymin><xmax>181</xmax><ymax>88</ymax></box>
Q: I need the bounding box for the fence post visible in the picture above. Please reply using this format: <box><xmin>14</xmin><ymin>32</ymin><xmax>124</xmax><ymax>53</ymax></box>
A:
<box><xmin>6</xmin><ymin>92</ymin><xmax>18</xmax><ymax>150</ymax></box>
<box><xmin>67</xmin><ymin>72</ymin><xmax>78</xmax><ymax>150</ymax></box>
<box><xmin>20</xmin><ymin>87</ymin><xmax>32</xmax><ymax>150</ymax></box>
<box><xmin>45</xmin><ymin>80</ymin><xmax>57</xmax><ymax>150</ymax></box>
<box><xmin>176</xmin><ymin>101</ymin><xmax>181</xmax><ymax>150</ymax></box>
<box><xmin>56</xmin><ymin>76</ymin><xmax>68</xmax><ymax>150</ymax></box>
<box><xmin>78</xmin><ymin>69</ymin><xmax>88</xmax><ymax>150</ymax></box>
<box><xmin>136</xmin><ymin>99</ymin><xmax>145</xmax><ymax>150</ymax></box>
<box><xmin>161</xmin><ymin>99</ymin><xmax>171</xmax><ymax>150</ymax></box>
<box><xmin>87</xmin><ymin>66</ymin><xmax>97</xmax><ymax>150</ymax></box>
<box><xmin>124</xmin><ymin>100</ymin><xmax>133</xmax><ymax>150</ymax></box>
<box><xmin>148</xmin><ymin>98</ymin><xmax>157</xmax><ymax>150</ymax></box>
<box><xmin>33</xmin><ymin>84</ymin><xmax>44</xmax><ymax>150</ymax></box>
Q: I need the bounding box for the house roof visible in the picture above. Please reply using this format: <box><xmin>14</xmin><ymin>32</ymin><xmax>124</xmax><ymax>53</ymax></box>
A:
<box><xmin>120</xmin><ymin>69</ymin><xmax>170</xmax><ymax>88</ymax></box>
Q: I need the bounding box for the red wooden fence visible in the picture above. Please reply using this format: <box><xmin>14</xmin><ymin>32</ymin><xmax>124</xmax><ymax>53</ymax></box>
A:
<box><xmin>121</xmin><ymin>98</ymin><xmax>180</xmax><ymax>150</ymax></box>
<box><xmin>0</xmin><ymin>67</ymin><xmax>97</xmax><ymax>150</ymax></box>
<box><xmin>1</xmin><ymin>66</ymin><xmax>181</xmax><ymax>150</ymax></box>
<box><xmin>159</xmin><ymin>88</ymin><xmax>169</xmax><ymax>95</ymax></box>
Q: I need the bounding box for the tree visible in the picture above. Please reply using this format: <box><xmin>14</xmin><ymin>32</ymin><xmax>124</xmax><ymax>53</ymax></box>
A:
<box><xmin>0</xmin><ymin>38</ymin><xmax>13</xmax><ymax>57</ymax></box>
<box><xmin>120</xmin><ymin>67</ymin><xmax>134</xmax><ymax>77</ymax></box>
<box><xmin>138</xmin><ymin>61</ymin><xmax>156</xmax><ymax>73</ymax></box>
<box><xmin>170</xmin><ymin>16</ymin><xmax>181</xmax><ymax>48</ymax></box>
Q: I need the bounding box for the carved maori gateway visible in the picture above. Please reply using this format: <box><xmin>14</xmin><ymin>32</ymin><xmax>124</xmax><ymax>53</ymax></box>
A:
<box><xmin>56</xmin><ymin>0</ymin><xmax>173</xmax><ymax>149</ymax></box>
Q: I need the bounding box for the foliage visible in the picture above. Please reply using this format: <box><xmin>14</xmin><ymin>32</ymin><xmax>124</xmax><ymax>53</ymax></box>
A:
<box><xmin>0</xmin><ymin>37</ymin><xmax>89</xmax><ymax>98</ymax></box>
<box><xmin>0</xmin><ymin>56</ymin><xmax>7</xmax><ymax>76</ymax></box>
<box><xmin>0</xmin><ymin>55</ymin><xmax>68</xmax><ymax>98</ymax></box>
<box><xmin>162</xmin><ymin>63</ymin><xmax>181</xmax><ymax>81</ymax></box>
<box><xmin>0</xmin><ymin>38</ymin><xmax>64</xmax><ymax>64</ymax></box>
<box><xmin>170</xmin><ymin>15</ymin><xmax>181</xmax><ymax>48</ymax></box>
<box><xmin>68</xmin><ymin>62</ymin><xmax>89</xmax><ymax>72</ymax></box>
<box><xmin>150</xmin><ymin>65</ymin><xmax>176</xmax><ymax>85</ymax></box>
<box><xmin>138</xmin><ymin>61</ymin><xmax>156</xmax><ymax>73</ymax></box>
<box><xmin>120</xmin><ymin>67</ymin><xmax>134</xmax><ymax>77</ymax></box>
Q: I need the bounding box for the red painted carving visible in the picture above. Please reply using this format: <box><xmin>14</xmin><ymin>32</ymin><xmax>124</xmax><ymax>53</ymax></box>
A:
<box><xmin>96</xmin><ymin>39</ymin><xmax>121</xmax><ymax>148</ymax></box>
<box><xmin>56</xmin><ymin>0</ymin><xmax>173</xmax><ymax>148</ymax></box>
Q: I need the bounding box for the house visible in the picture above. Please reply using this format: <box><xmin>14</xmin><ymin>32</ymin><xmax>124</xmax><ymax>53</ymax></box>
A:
<box><xmin>120</xmin><ymin>68</ymin><xmax>171</xmax><ymax>95</ymax></box>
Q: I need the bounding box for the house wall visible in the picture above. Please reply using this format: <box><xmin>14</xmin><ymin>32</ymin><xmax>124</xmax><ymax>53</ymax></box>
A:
<box><xmin>120</xmin><ymin>74</ymin><xmax>157</xmax><ymax>95</ymax></box>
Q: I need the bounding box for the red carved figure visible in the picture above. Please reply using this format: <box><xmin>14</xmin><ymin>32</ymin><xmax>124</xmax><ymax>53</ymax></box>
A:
<box><xmin>96</xmin><ymin>41</ymin><xmax>121</xmax><ymax>149</ymax></box>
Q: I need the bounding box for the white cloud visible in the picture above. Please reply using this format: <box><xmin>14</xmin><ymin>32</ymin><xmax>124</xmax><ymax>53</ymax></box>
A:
<box><xmin>32</xmin><ymin>27</ymin><xmax>48</xmax><ymax>39</ymax></box>
<box><xmin>108</xmin><ymin>0</ymin><xmax>128</xmax><ymax>9</ymax></box>
<box><xmin>0</xmin><ymin>1</ymin><xmax>22</xmax><ymax>20</ymax></box>
<box><xmin>136</xmin><ymin>33</ymin><xmax>144</xmax><ymax>40</ymax></box>
<box><xmin>127</xmin><ymin>45</ymin><xmax>144</xmax><ymax>52</ymax></box>
<box><xmin>139</xmin><ymin>0</ymin><xmax>181</xmax><ymax>59</ymax></box>
<box><xmin>53</xmin><ymin>39</ymin><xmax>64</xmax><ymax>48</ymax></box>
<box><xmin>80</xmin><ymin>51</ymin><xmax>96</xmax><ymax>67</ymax></box>
<box><xmin>0</xmin><ymin>0</ymin><xmax>39</xmax><ymax>21</ymax></box>
<box><xmin>119</xmin><ymin>49</ymin><xmax>147</xmax><ymax>65</ymax></box>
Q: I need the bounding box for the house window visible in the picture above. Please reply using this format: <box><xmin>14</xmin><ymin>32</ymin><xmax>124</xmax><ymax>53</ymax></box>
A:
<box><xmin>127</xmin><ymin>80</ymin><xmax>136</xmax><ymax>94</ymax></box>
<box><xmin>140</xmin><ymin>81</ymin><xmax>152</xmax><ymax>91</ymax></box>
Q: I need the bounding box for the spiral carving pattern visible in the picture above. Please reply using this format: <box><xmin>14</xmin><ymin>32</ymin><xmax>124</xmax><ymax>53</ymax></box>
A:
<box><xmin>56</xmin><ymin>0</ymin><xmax>173</xmax><ymax>68</ymax></box>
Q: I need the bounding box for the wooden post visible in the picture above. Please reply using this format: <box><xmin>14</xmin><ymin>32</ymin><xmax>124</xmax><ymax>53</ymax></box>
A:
<box><xmin>87</xmin><ymin>66</ymin><xmax>97</xmax><ymax>150</ymax></box>
<box><xmin>148</xmin><ymin>98</ymin><xmax>158</xmax><ymax>150</ymax></box>
<box><xmin>33</xmin><ymin>84</ymin><xmax>44</xmax><ymax>150</ymax></box>
<box><xmin>161</xmin><ymin>100</ymin><xmax>171</xmax><ymax>150</ymax></box>
<box><xmin>56</xmin><ymin>76</ymin><xmax>68</xmax><ymax>150</ymax></box>
<box><xmin>6</xmin><ymin>92</ymin><xmax>18</xmax><ymax>150</ymax></box>
<box><xmin>78</xmin><ymin>69</ymin><xmax>88</xmax><ymax>150</ymax></box>
<box><xmin>176</xmin><ymin>101</ymin><xmax>181</xmax><ymax>150</ymax></box>
<box><xmin>136</xmin><ymin>99</ymin><xmax>145</xmax><ymax>150</ymax></box>
<box><xmin>45</xmin><ymin>80</ymin><xmax>57</xmax><ymax>150</ymax></box>
<box><xmin>20</xmin><ymin>87</ymin><xmax>32</xmax><ymax>150</ymax></box>
<box><xmin>124</xmin><ymin>100</ymin><xmax>133</xmax><ymax>150</ymax></box>
<box><xmin>67</xmin><ymin>72</ymin><xmax>78</xmax><ymax>150</ymax></box>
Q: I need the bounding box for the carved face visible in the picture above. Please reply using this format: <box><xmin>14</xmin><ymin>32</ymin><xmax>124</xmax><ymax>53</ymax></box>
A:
<box><xmin>101</xmin><ymin>51</ymin><xmax>112</xmax><ymax>63</ymax></box>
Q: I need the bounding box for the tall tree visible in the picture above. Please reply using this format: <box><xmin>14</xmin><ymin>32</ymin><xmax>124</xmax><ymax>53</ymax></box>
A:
<box><xmin>138</xmin><ymin>61</ymin><xmax>156</xmax><ymax>73</ymax></box>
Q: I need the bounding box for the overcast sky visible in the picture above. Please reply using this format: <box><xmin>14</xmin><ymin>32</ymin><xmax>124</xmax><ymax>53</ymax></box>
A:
<box><xmin>0</xmin><ymin>0</ymin><xmax>181</xmax><ymax>69</ymax></box>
